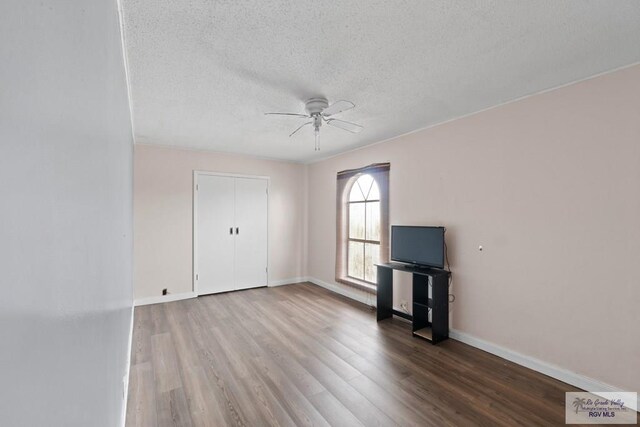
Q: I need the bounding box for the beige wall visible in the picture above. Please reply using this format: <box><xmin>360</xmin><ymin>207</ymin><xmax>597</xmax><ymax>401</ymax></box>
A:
<box><xmin>134</xmin><ymin>145</ymin><xmax>307</xmax><ymax>299</ymax></box>
<box><xmin>307</xmin><ymin>65</ymin><xmax>640</xmax><ymax>392</ymax></box>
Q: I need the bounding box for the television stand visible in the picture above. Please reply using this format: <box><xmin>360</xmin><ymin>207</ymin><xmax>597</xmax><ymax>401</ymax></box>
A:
<box><xmin>376</xmin><ymin>263</ymin><xmax>450</xmax><ymax>344</ymax></box>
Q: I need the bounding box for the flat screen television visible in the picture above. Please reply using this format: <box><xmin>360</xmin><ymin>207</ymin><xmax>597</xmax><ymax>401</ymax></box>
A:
<box><xmin>390</xmin><ymin>225</ymin><xmax>445</xmax><ymax>269</ymax></box>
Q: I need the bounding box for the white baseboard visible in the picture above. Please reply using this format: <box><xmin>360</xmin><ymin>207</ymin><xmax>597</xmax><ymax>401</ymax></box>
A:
<box><xmin>134</xmin><ymin>291</ymin><xmax>196</xmax><ymax>306</ymax></box>
<box><xmin>448</xmin><ymin>330</ymin><xmax>636</xmax><ymax>409</ymax></box>
<box><xmin>121</xmin><ymin>304</ymin><xmax>134</xmax><ymax>427</ymax></box>
<box><xmin>268</xmin><ymin>277</ymin><xmax>309</xmax><ymax>287</ymax></box>
<box><xmin>306</xmin><ymin>276</ymin><xmax>376</xmax><ymax>307</ymax></box>
<box><xmin>306</xmin><ymin>276</ymin><xmax>630</xmax><ymax>405</ymax></box>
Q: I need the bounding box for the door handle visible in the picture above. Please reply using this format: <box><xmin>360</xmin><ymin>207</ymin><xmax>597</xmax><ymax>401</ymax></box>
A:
<box><xmin>235</xmin><ymin>227</ymin><xmax>239</xmax><ymax>235</ymax></box>
<box><xmin>229</xmin><ymin>227</ymin><xmax>233</xmax><ymax>235</ymax></box>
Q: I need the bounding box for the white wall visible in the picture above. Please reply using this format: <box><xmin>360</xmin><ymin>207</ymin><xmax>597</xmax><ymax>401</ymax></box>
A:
<box><xmin>307</xmin><ymin>64</ymin><xmax>640</xmax><ymax>392</ymax></box>
<box><xmin>0</xmin><ymin>1</ymin><xmax>134</xmax><ymax>426</ymax></box>
<box><xmin>134</xmin><ymin>144</ymin><xmax>307</xmax><ymax>300</ymax></box>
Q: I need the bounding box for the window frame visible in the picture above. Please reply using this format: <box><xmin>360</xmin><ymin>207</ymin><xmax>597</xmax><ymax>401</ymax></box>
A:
<box><xmin>335</xmin><ymin>162</ymin><xmax>390</xmax><ymax>294</ymax></box>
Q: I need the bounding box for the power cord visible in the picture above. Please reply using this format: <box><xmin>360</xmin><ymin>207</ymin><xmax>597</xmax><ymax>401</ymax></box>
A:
<box><xmin>444</xmin><ymin>233</ymin><xmax>456</xmax><ymax>309</ymax></box>
<box><xmin>399</xmin><ymin>302</ymin><xmax>411</xmax><ymax>315</ymax></box>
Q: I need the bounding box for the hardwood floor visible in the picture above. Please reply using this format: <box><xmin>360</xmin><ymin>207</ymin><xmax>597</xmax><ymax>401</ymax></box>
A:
<box><xmin>126</xmin><ymin>282</ymin><xmax>580</xmax><ymax>426</ymax></box>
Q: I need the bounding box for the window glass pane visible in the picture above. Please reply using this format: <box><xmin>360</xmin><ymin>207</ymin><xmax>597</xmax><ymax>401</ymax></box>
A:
<box><xmin>364</xmin><ymin>243</ymin><xmax>380</xmax><ymax>283</ymax></box>
<box><xmin>357</xmin><ymin>174</ymin><xmax>374</xmax><ymax>200</ymax></box>
<box><xmin>368</xmin><ymin>179</ymin><xmax>380</xmax><ymax>200</ymax></box>
<box><xmin>349</xmin><ymin>178</ymin><xmax>365</xmax><ymax>201</ymax></box>
<box><xmin>348</xmin><ymin>241</ymin><xmax>364</xmax><ymax>280</ymax></box>
<box><xmin>349</xmin><ymin>203</ymin><xmax>365</xmax><ymax>239</ymax></box>
<box><xmin>365</xmin><ymin>201</ymin><xmax>380</xmax><ymax>241</ymax></box>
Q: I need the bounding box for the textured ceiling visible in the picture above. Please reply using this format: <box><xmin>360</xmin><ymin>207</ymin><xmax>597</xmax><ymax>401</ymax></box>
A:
<box><xmin>121</xmin><ymin>1</ymin><xmax>640</xmax><ymax>162</ymax></box>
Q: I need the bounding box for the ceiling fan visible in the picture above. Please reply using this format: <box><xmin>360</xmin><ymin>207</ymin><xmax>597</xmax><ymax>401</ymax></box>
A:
<box><xmin>265</xmin><ymin>98</ymin><xmax>363</xmax><ymax>151</ymax></box>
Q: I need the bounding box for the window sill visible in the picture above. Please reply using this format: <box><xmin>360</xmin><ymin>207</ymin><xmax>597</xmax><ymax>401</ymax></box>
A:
<box><xmin>337</xmin><ymin>277</ymin><xmax>377</xmax><ymax>294</ymax></box>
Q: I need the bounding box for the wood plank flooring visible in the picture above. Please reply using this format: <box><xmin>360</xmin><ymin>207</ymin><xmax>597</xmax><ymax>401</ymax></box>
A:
<box><xmin>126</xmin><ymin>282</ymin><xmax>582</xmax><ymax>426</ymax></box>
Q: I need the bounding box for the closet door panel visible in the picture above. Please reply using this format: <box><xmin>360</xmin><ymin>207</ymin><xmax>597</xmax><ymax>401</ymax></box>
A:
<box><xmin>196</xmin><ymin>175</ymin><xmax>235</xmax><ymax>295</ymax></box>
<box><xmin>234</xmin><ymin>177</ymin><xmax>268</xmax><ymax>290</ymax></box>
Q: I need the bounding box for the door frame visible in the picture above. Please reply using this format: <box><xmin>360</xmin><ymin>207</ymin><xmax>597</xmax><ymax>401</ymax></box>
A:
<box><xmin>193</xmin><ymin>170</ymin><xmax>270</xmax><ymax>296</ymax></box>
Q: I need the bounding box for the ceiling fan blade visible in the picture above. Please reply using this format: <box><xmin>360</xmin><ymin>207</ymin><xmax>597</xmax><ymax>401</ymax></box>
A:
<box><xmin>289</xmin><ymin>121</ymin><xmax>312</xmax><ymax>137</ymax></box>
<box><xmin>326</xmin><ymin>118</ymin><xmax>363</xmax><ymax>133</ymax></box>
<box><xmin>322</xmin><ymin>100</ymin><xmax>355</xmax><ymax>117</ymax></box>
<box><xmin>265</xmin><ymin>112</ymin><xmax>309</xmax><ymax>118</ymax></box>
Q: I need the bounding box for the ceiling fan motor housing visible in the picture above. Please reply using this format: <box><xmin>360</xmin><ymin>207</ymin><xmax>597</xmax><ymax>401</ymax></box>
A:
<box><xmin>305</xmin><ymin>98</ymin><xmax>329</xmax><ymax>115</ymax></box>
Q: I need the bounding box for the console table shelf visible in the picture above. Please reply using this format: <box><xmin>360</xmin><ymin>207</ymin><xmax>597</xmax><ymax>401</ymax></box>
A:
<box><xmin>376</xmin><ymin>263</ymin><xmax>450</xmax><ymax>344</ymax></box>
<box><xmin>413</xmin><ymin>327</ymin><xmax>433</xmax><ymax>341</ymax></box>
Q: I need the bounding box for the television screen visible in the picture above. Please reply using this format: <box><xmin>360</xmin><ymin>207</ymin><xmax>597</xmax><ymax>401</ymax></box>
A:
<box><xmin>391</xmin><ymin>226</ymin><xmax>445</xmax><ymax>269</ymax></box>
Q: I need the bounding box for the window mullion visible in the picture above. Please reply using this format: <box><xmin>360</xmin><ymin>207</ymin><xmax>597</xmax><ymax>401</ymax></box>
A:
<box><xmin>350</xmin><ymin>200</ymin><xmax>379</xmax><ymax>204</ymax></box>
<box><xmin>363</xmin><ymin>201</ymin><xmax>367</xmax><ymax>281</ymax></box>
<box><xmin>349</xmin><ymin>238</ymin><xmax>380</xmax><ymax>244</ymax></box>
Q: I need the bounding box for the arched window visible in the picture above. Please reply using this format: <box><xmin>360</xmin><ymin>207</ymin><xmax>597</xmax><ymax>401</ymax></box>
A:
<box><xmin>335</xmin><ymin>163</ymin><xmax>389</xmax><ymax>291</ymax></box>
<box><xmin>347</xmin><ymin>174</ymin><xmax>381</xmax><ymax>283</ymax></box>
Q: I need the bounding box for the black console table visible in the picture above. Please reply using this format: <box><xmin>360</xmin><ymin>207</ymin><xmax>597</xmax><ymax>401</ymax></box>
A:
<box><xmin>376</xmin><ymin>263</ymin><xmax>450</xmax><ymax>344</ymax></box>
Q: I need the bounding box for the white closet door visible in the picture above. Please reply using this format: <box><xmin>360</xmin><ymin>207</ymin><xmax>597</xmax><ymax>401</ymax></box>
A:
<box><xmin>234</xmin><ymin>177</ymin><xmax>268</xmax><ymax>290</ymax></box>
<box><xmin>196</xmin><ymin>175</ymin><xmax>236</xmax><ymax>295</ymax></box>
